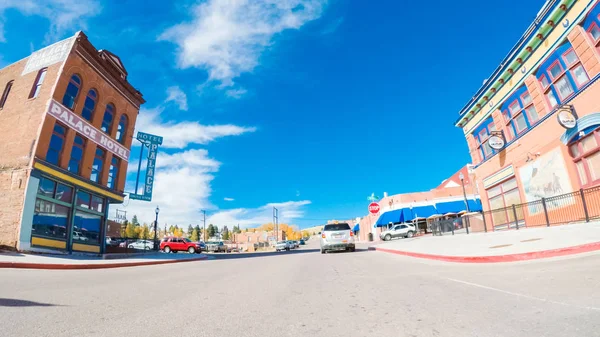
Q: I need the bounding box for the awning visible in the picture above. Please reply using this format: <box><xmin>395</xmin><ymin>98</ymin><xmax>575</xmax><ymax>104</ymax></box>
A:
<box><xmin>353</xmin><ymin>224</ymin><xmax>359</xmax><ymax>232</ymax></box>
<box><xmin>375</xmin><ymin>208</ymin><xmax>412</xmax><ymax>227</ymax></box>
<box><xmin>409</xmin><ymin>205</ymin><xmax>437</xmax><ymax>220</ymax></box>
<box><xmin>467</xmin><ymin>199</ymin><xmax>483</xmax><ymax>212</ymax></box>
<box><xmin>435</xmin><ymin>199</ymin><xmax>483</xmax><ymax>213</ymax></box>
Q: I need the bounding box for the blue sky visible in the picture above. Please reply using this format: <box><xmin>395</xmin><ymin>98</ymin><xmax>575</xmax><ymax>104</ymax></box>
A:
<box><xmin>0</xmin><ymin>0</ymin><xmax>543</xmax><ymax>228</ymax></box>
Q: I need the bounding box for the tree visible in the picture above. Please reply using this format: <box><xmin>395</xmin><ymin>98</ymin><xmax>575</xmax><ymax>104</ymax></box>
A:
<box><xmin>191</xmin><ymin>228</ymin><xmax>200</xmax><ymax>241</ymax></box>
<box><xmin>207</xmin><ymin>224</ymin><xmax>216</xmax><ymax>239</ymax></box>
<box><xmin>125</xmin><ymin>223</ymin><xmax>138</xmax><ymax>239</ymax></box>
<box><xmin>131</xmin><ymin>215</ymin><xmax>140</xmax><ymax>226</ymax></box>
<box><xmin>222</xmin><ymin>231</ymin><xmax>230</xmax><ymax>241</ymax></box>
<box><xmin>140</xmin><ymin>224</ymin><xmax>150</xmax><ymax>239</ymax></box>
<box><xmin>187</xmin><ymin>225</ymin><xmax>194</xmax><ymax>237</ymax></box>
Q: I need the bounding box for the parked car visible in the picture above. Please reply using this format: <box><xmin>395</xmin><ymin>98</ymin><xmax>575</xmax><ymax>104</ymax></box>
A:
<box><xmin>275</xmin><ymin>240</ymin><xmax>290</xmax><ymax>251</ymax></box>
<box><xmin>206</xmin><ymin>241</ymin><xmax>228</xmax><ymax>253</ymax></box>
<box><xmin>197</xmin><ymin>241</ymin><xmax>206</xmax><ymax>251</ymax></box>
<box><xmin>72</xmin><ymin>231</ymin><xmax>89</xmax><ymax>242</ymax></box>
<box><xmin>160</xmin><ymin>237</ymin><xmax>201</xmax><ymax>254</ymax></box>
<box><xmin>293</xmin><ymin>240</ymin><xmax>300</xmax><ymax>248</ymax></box>
<box><xmin>286</xmin><ymin>240</ymin><xmax>296</xmax><ymax>249</ymax></box>
<box><xmin>128</xmin><ymin>240</ymin><xmax>154</xmax><ymax>250</ymax></box>
<box><xmin>320</xmin><ymin>223</ymin><xmax>355</xmax><ymax>254</ymax></box>
<box><xmin>299</xmin><ymin>239</ymin><xmax>306</xmax><ymax>245</ymax></box>
<box><xmin>380</xmin><ymin>224</ymin><xmax>416</xmax><ymax>241</ymax></box>
<box><xmin>105</xmin><ymin>237</ymin><xmax>118</xmax><ymax>247</ymax></box>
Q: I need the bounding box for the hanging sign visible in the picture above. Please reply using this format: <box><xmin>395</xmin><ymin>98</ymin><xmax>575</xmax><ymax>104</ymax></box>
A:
<box><xmin>488</xmin><ymin>131</ymin><xmax>506</xmax><ymax>150</ymax></box>
<box><xmin>557</xmin><ymin>105</ymin><xmax>577</xmax><ymax>129</ymax></box>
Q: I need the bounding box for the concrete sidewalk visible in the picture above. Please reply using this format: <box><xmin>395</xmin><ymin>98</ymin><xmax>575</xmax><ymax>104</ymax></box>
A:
<box><xmin>372</xmin><ymin>221</ymin><xmax>600</xmax><ymax>263</ymax></box>
<box><xmin>0</xmin><ymin>251</ymin><xmax>209</xmax><ymax>269</ymax></box>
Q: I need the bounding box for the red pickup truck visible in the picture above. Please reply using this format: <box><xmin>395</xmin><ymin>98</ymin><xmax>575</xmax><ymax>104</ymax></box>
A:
<box><xmin>160</xmin><ymin>237</ymin><xmax>202</xmax><ymax>254</ymax></box>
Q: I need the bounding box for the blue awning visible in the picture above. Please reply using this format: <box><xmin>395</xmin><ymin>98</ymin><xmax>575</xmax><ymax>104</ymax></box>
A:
<box><xmin>375</xmin><ymin>209</ymin><xmax>407</xmax><ymax>227</ymax></box>
<box><xmin>409</xmin><ymin>205</ymin><xmax>438</xmax><ymax>219</ymax></box>
<box><xmin>353</xmin><ymin>224</ymin><xmax>359</xmax><ymax>232</ymax></box>
<box><xmin>467</xmin><ymin>199</ymin><xmax>483</xmax><ymax>212</ymax></box>
<box><xmin>435</xmin><ymin>200</ymin><xmax>467</xmax><ymax>214</ymax></box>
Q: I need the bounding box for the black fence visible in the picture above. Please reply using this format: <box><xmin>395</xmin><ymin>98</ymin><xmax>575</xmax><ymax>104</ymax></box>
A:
<box><xmin>449</xmin><ymin>186</ymin><xmax>600</xmax><ymax>234</ymax></box>
<box><xmin>105</xmin><ymin>237</ymin><xmax>160</xmax><ymax>254</ymax></box>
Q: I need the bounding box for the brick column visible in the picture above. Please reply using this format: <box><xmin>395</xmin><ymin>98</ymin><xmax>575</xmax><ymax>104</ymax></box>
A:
<box><xmin>524</xmin><ymin>74</ymin><xmax>549</xmax><ymax>116</ymax></box>
<box><xmin>59</xmin><ymin>128</ymin><xmax>76</xmax><ymax>170</ymax></box>
<box><xmin>91</xmin><ymin>104</ymin><xmax>104</xmax><ymax>131</ymax></box>
<box><xmin>568</xmin><ymin>25</ymin><xmax>600</xmax><ymax>78</ymax></box>
<box><xmin>35</xmin><ymin>118</ymin><xmax>56</xmax><ymax>159</ymax></box>
<box><xmin>99</xmin><ymin>152</ymin><xmax>112</xmax><ymax>186</ymax></box>
<box><xmin>80</xmin><ymin>143</ymin><xmax>96</xmax><ymax>180</ymax></box>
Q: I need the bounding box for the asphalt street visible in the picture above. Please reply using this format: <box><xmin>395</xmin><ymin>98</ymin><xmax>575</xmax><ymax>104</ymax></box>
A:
<box><xmin>1</xmin><ymin>238</ymin><xmax>600</xmax><ymax>337</ymax></box>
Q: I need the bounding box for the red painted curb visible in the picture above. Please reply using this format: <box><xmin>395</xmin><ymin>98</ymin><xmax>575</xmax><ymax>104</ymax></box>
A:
<box><xmin>0</xmin><ymin>255</ymin><xmax>209</xmax><ymax>270</ymax></box>
<box><xmin>373</xmin><ymin>241</ymin><xmax>600</xmax><ymax>263</ymax></box>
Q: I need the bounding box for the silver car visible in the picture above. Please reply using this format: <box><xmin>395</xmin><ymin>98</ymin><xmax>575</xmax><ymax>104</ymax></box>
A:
<box><xmin>275</xmin><ymin>240</ymin><xmax>290</xmax><ymax>251</ymax></box>
<box><xmin>320</xmin><ymin>223</ymin><xmax>355</xmax><ymax>254</ymax></box>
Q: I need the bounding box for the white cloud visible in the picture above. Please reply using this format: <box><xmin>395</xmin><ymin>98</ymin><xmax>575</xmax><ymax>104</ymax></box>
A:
<box><xmin>165</xmin><ymin>86</ymin><xmax>188</xmax><ymax>111</ymax></box>
<box><xmin>224</xmin><ymin>197</ymin><xmax>235</xmax><ymax>201</ymax></box>
<box><xmin>160</xmin><ymin>0</ymin><xmax>326</xmax><ymax>87</ymax></box>
<box><xmin>0</xmin><ymin>0</ymin><xmax>101</xmax><ymax>43</ymax></box>
<box><xmin>122</xmin><ymin>149</ymin><xmax>220</xmax><ymax>225</ymax></box>
<box><xmin>135</xmin><ymin>107</ymin><xmax>256</xmax><ymax>148</ymax></box>
<box><xmin>225</xmin><ymin>88</ymin><xmax>248</xmax><ymax>99</ymax></box>
<box><xmin>207</xmin><ymin>200</ymin><xmax>311</xmax><ymax>228</ymax></box>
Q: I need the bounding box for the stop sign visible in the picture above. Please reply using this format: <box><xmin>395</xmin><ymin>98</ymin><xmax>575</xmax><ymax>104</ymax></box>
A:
<box><xmin>368</xmin><ymin>202</ymin><xmax>380</xmax><ymax>214</ymax></box>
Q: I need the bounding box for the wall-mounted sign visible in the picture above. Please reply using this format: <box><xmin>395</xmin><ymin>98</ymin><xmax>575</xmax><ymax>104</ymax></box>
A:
<box><xmin>557</xmin><ymin>105</ymin><xmax>577</xmax><ymax>129</ymax></box>
<box><xmin>47</xmin><ymin>100</ymin><xmax>130</xmax><ymax>161</ymax></box>
<box><xmin>488</xmin><ymin>131</ymin><xmax>506</xmax><ymax>150</ymax></box>
<box><xmin>129</xmin><ymin>131</ymin><xmax>163</xmax><ymax>202</ymax></box>
<box><xmin>368</xmin><ymin>202</ymin><xmax>380</xmax><ymax>214</ymax></box>
<box><xmin>22</xmin><ymin>36</ymin><xmax>75</xmax><ymax>76</ymax></box>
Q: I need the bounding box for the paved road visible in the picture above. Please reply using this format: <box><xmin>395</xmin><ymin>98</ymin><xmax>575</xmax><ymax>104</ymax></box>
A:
<box><xmin>1</xmin><ymin>238</ymin><xmax>600</xmax><ymax>337</ymax></box>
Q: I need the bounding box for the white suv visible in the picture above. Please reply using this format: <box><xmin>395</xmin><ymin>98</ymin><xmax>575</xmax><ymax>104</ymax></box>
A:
<box><xmin>380</xmin><ymin>224</ymin><xmax>416</xmax><ymax>241</ymax></box>
<box><xmin>320</xmin><ymin>223</ymin><xmax>355</xmax><ymax>254</ymax></box>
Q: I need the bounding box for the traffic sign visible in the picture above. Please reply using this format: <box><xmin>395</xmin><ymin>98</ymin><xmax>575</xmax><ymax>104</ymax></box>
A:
<box><xmin>368</xmin><ymin>202</ymin><xmax>380</xmax><ymax>214</ymax></box>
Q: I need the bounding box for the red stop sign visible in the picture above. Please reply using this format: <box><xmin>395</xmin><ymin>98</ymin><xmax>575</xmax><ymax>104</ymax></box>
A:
<box><xmin>368</xmin><ymin>202</ymin><xmax>380</xmax><ymax>214</ymax></box>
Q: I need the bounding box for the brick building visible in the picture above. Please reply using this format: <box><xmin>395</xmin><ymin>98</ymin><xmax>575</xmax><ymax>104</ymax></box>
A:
<box><xmin>455</xmin><ymin>0</ymin><xmax>600</xmax><ymax>230</ymax></box>
<box><xmin>0</xmin><ymin>32</ymin><xmax>144</xmax><ymax>253</ymax></box>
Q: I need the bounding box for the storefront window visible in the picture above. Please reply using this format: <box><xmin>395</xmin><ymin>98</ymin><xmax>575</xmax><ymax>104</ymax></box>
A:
<box><xmin>76</xmin><ymin>191</ymin><xmax>91</xmax><ymax>209</ymax></box>
<box><xmin>32</xmin><ymin>200</ymin><xmax>70</xmax><ymax>241</ymax></box>
<box><xmin>91</xmin><ymin>195</ymin><xmax>104</xmax><ymax>213</ymax></box>
<box><xmin>569</xmin><ymin>128</ymin><xmax>600</xmax><ymax>187</ymax></box>
<box><xmin>38</xmin><ymin>177</ymin><xmax>56</xmax><ymax>198</ymax></box>
<box><xmin>73</xmin><ymin>211</ymin><xmax>101</xmax><ymax>245</ymax></box>
<box><xmin>486</xmin><ymin>177</ymin><xmax>523</xmax><ymax>229</ymax></box>
<box><xmin>55</xmin><ymin>183</ymin><xmax>73</xmax><ymax>203</ymax></box>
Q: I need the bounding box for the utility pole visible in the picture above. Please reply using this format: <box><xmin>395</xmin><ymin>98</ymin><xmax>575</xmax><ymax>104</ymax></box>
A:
<box><xmin>202</xmin><ymin>210</ymin><xmax>206</xmax><ymax>242</ymax></box>
<box><xmin>273</xmin><ymin>207</ymin><xmax>279</xmax><ymax>241</ymax></box>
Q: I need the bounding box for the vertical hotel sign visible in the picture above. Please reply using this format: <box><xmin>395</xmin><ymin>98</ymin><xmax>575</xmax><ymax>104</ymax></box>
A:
<box><xmin>129</xmin><ymin>132</ymin><xmax>163</xmax><ymax>202</ymax></box>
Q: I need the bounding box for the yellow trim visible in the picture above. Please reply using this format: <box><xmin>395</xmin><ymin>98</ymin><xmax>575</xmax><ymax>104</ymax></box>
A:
<box><xmin>483</xmin><ymin>165</ymin><xmax>515</xmax><ymax>189</ymax></box>
<box><xmin>31</xmin><ymin>237</ymin><xmax>67</xmax><ymax>249</ymax></box>
<box><xmin>72</xmin><ymin>243</ymin><xmax>100</xmax><ymax>253</ymax></box>
<box><xmin>34</xmin><ymin>162</ymin><xmax>124</xmax><ymax>201</ymax></box>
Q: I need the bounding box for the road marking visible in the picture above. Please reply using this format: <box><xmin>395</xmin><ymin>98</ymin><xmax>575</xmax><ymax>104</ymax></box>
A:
<box><xmin>443</xmin><ymin>277</ymin><xmax>600</xmax><ymax>312</ymax></box>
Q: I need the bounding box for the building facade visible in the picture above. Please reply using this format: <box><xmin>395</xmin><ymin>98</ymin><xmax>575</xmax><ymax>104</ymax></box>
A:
<box><xmin>0</xmin><ymin>32</ymin><xmax>144</xmax><ymax>253</ymax></box>
<box><xmin>349</xmin><ymin>165</ymin><xmax>480</xmax><ymax>242</ymax></box>
<box><xmin>456</xmin><ymin>0</ymin><xmax>600</xmax><ymax>230</ymax></box>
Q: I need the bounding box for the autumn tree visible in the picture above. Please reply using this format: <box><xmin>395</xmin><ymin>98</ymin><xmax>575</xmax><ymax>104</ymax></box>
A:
<box><xmin>222</xmin><ymin>231</ymin><xmax>230</xmax><ymax>241</ymax></box>
<box><xmin>125</xmin><ymin>223</ymin><xmax>138</xmax><ymax>239</ymax></box>
<box><xmin>131</xmin><ymin>215</ymin><xmax>140</xmax><ymax>226</ymax></box>
<box><xmin>140</xmin><ymin>224</ymin><xmax>150</xmax><ymax>239</ymax></box>
<box><xmin>191</xmin><ymin>228</ymin><xmax>200</xmax><ymax>241</ymax></box>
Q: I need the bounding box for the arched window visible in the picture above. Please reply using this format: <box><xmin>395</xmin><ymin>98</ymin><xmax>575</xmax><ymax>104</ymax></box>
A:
<box><xmin>29</xmin><ymin>68</ymin><xmax>47</xmax><ymax>99</ymax></box>
<box><xmin>81</xmin><ymin>89</ymin><xmax>97</xmax><ymax>122</ymax></box>
<box><xmin>68</xmin><ymin>135</ymin><xmax>86</xmax><ymax>174</ymax></box>
<box><xmin>62</xmin><ymin>74</ymin><xmax>81</xmax><ymax>110</ymax></box>
<box><xmin>90</xmin><ymin>148</ymin><xmax>105</xmax><ymax>183</ymax></box>
<box><xmin>116</xmin><ymin>114</ymin><xmax>128</xmax><ymax>143</ymax></box>
<box><xmin>101</xmin><ymin>104</ymin><xmax>115</xmax><ymax>134</ymax></box>
<box><xmin>0</xmin><ymin>80</ymin><xmax>14</xmax><ymax>109</ymax></box>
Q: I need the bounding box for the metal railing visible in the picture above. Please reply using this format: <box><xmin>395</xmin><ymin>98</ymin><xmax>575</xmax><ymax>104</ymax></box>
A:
<box><xmin>456</xmin><ymin>186</ymin><xmax>600</xmax><ymax>234</ymax></box>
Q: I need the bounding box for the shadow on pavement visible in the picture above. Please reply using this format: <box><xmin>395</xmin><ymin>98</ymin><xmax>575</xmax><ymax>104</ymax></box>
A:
<box><xmin>0</xmin><ymin>298</ymin><xmax>58</xmax><ymax>307</ymax></box>
<box><xmin>209</xmin><ymin>247</ymin><xmax>371</xmax><ymax>260</ymax></box>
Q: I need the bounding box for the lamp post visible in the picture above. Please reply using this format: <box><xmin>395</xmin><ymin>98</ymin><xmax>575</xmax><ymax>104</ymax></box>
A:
<box><xmin>154</xmin><ymin>206</ymin><xmax>160</xmax><ymax>250</ymax></box>
<box><xmin>459</xmin><ymin>172</ymin><xmax>470</xmax><ymax>234</ymax></box>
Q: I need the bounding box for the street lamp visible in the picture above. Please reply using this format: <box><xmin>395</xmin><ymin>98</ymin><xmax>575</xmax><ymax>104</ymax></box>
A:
<box><xmin>154</xmin><ymin>206</ymin><xmax>160</xmax><ymax>250</ymax></box>
<box><xmin>459</xmin><ymin>172</ymin><xmax>470</xmax><ymax>234</ymax></box>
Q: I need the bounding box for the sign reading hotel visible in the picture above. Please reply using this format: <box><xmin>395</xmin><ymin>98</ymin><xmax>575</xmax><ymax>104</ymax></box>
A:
<box><xmin>129</xmin><ymin>131</ymin><xmax>163</xmax><ymax>202</ymax></box>
<box><xmin>22</xmin><ymin>36</ymin><xmax>76</xmax><ymax>76</ymax></box>
<box><xmin>47</xmin><ymin>99</ymin><xmax>130</xmax><ymax>161</ymax></box>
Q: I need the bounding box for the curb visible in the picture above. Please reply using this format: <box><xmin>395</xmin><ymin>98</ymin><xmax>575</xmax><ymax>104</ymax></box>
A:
<box><xmin>370</xmin><ymin>241</ymin><xmax>600</xmax><ymax>263</ymax></box>
<box><xmin>0</xmin><ymin>255</ymin><xmax>209</xmax><ymax>270</ymax></box>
